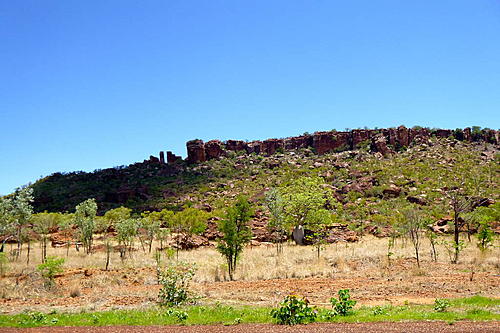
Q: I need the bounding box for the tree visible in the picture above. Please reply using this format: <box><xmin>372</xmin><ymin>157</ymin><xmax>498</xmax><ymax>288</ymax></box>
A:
<box><xmin>74</xmin><ymin>199</ymin><xmax>97</xmax><ymax>254</ymax></box>
<box><xmin>32</xmin><ymin>212</ymin><xmax>66</xmax><ymax>263</ymax></box>
<box><xmin>170</xmin><ymin>208</ymin><xmax>208</xmax><ymax>259</ymax></box>
<box><xmin>399</xmin><ymin>208</ymin><xmax>426</xmax><ymax>267</ymax></box>
<box><xmin>216</xmin><ymin>196</ymin><xmax>253</xmax><ymax>280</ymax></box>
<box><xmin>103</xmin><ymin>206</ymin><xmax>131</xmax><ymax>231</ymax></box>
<box><xmin>141</xmin><ymin>209</ymin><xmax>173</xmax><ymax>253</ymax></box>
<box><xmin>305</xmin><ymin>208</ymin><xmax>333</xmax><ymax>259</ymax></box>
<box><xmin>279</xmin><ymin>177</ymin><xmax>334</xmax><ymax>245</ymax></box>
<box><xmin>265</xmin><ymin>188</ymin><xmax>287</xmax><ymax>253</ymax></box>
<box><xmin>116</xmin><ymin>218</ymin><xmax>139</xmax><ymax>259</ymax></box>
<box><xmin>102</xmin><ymin>206</ymin><xmax>132</xmax><ymax>267</ymax></box>
<box><xmin>0</xmin><ymin>197</ymin><xmax>14</xmax><ymax>252</ymax></box>
<box><xmin>470</xmin><ymin>203</ymin><xmax>498</xmax><ymax>252</ymax></box>
<box><xmin>10</xmin><ymin>187</ymin><xmax>34</xmax><ymax>260</ymax></box>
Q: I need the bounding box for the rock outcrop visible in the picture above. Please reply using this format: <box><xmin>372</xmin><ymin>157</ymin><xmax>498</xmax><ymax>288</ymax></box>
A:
<box><xmin>181</xmin><ymin>126</ymin><xmax>498</xmax><ymax>164</ymax></box>
<box><xmin>186</xmin><ymin>140</ymin><xmax>206</xmax><ymax>164</ymax></box>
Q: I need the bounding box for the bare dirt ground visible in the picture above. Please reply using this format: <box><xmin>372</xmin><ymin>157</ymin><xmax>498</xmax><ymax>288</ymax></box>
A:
<box><xmin>2</xmin><ymin>322</ymin><xmax>500</xmax><ymax>333</ymax></box>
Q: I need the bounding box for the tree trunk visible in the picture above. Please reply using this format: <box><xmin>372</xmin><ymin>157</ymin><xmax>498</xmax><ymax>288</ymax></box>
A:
<box><xmin>453</xmin><ymin>213</ymin><xmax>460</xmax><ymax>264</ymax></box>
<box><xmin>26</xmin><ymin>240</ymin><xmax>30</xmax><ymax>265</ymax></box>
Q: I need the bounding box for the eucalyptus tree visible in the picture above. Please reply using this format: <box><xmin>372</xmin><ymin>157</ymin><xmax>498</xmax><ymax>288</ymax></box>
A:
<box><xmin>216</xmin><ymin>196</ymin><xmax>253</xmax><ymax>281</ymax></box>
<box><xmin>74</xmin><ymin>199</ymin><xmax>97</xmax><ymax>254</ymax></box>
<box><xmin>11</xmin><ymin>187</ymin><xmax>34</xmax><ymax>260</ymax></box>
<box><xmin>32</xmin><ymin>212</ymin><xmax>66</xmax><ymax>263</ymax></box>
<box><xmin>265</xmin><ymin>188</ymin><xmax>287</xmax><ymax>253</ymax></box>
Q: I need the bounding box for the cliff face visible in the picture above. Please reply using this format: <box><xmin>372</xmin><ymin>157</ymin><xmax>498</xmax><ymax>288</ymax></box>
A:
<box><xmin>180</xmin><ymin>126</ymin><xmax>498</xmax><ymax>164</ymax></box>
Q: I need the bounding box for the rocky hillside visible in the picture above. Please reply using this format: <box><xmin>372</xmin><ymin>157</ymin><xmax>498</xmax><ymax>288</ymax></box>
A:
<box><xmin>29</xmin><ymin>126</ymin><xmax>498</xmax><ymax>224</ymax></box>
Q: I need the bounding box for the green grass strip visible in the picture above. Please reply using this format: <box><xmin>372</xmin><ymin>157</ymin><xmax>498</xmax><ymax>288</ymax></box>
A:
<box><xmin>1</xmin><ymin>296</ymin><xmax>499</xmax><ymax>328</ymax></box>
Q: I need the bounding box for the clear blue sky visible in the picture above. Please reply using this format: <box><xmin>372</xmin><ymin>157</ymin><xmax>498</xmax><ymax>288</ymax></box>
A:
<box><xmin>1</xmin><ymin>1</ymin><xmax>499</xmax><ymax>195</ymax></box>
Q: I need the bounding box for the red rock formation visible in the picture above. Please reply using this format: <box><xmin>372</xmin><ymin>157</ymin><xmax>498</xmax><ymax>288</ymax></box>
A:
<box><xmin>396</xmin><ymin>125</ymin><xmax>410</xmax><ymax>147</ymax></box>
<box><xmin>313</xmin><ymin>131</ymin><xmax>350</xmax><ymax>155</ymax></box>
<box><xmin>284</xmin><ymin>135</ymin><xmax>313</xmax><ymax>150</ymax></box>
<box><xmin>159</xmin><ymin>151</ymin><xmax>165</xmax><ymax>164</ymax></box>
<box><xmin>179</xmin><ymin>126</ymin><xmax>495</xmax><ymax>164</ymax></box>
<box><xmin>463</xmin><ymin>127</ymin><xmax>471</xmax><ymax>141</ymax></box>
<box><xmin>205</xmin><ymin>140</ymin><xmax>225</xmax><ymax>160</ymax></box>
<box><xmin>434</xmin><ymin>129</ymin><xmax>452</xmax><ymax>138</ymax></box>
<box><xmin>166</xmin><ymin>151</ymin><xmax>182</xmax><ymax>164</ymax></box>
<box><xmin>225</xmin><ymin>140</ymin><xmax>247</xmax><ymax>152</ymax></box>
<box><xmin>149</xmin><ymin>155</ymin><xmax>160</xmax><ymax>163</ymax></box>
<box><xmin>246</xmin><ymin>141</ymin><xmax>262</xmax><ymax>154</ymax></box>
<box><xmin>351</xmin><ymin>129</ymin><xmax>374</xmax><ymax>149</ymax></box>
<box><xmin>261</xmin><ymin>139</ymin><xmax>284</xmax><ymax>155</ymax></box>
<box><xmin>371</xmin><ymin>133</ymin><xmax>393</xmax><ymax>157</ymax></box>
<box><xmin>186</xmin><ymin>139</ymin><xmax>206</xmax><ymax>163</ymax></box>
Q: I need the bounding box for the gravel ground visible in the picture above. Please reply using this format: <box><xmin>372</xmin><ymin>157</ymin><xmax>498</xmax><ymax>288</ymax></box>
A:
<box><xmin>1</xmin><ymin>322</ymin><xmax>499</xmax><ymax>333</ymax></box>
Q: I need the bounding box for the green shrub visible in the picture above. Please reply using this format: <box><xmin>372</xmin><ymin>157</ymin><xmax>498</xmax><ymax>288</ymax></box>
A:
<box><xmin>37</xmin><ymin>256</ymin><xmax>65</xmax><ymax>288</ymax></box>
<box><xmin>271</xmin><ymin>295</ymin><xmax>317</xmax><ymax>325</ymax></box>
<box><xmin>158</xmin><ymin>261</ymin><xmax>196</xmax><ymax>307</ymax></box>
<box><xmin>330</xmin><ymin>289</ymin><xmax>357</xmax><ymax>316</ymax></box>
<box><xmin>372</xmin><ymin>305</ymin><xmax>389</xmax><ymax>316</ymax></box>
<box><xmin>434</xmin><ymin>298</ymin><xmax>450</xmax><ymax>312</ymax></box>
<box><xmin>164</xmin><ymin>309</ymin><xmax>188</xmax><ymax>322</ymax></box>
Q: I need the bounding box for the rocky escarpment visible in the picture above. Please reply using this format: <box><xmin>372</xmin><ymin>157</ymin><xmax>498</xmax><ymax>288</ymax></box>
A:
<box><xmin>177</xmin><ymin>126</ymin><xmax>498</xmax><ymax>164</ymax></box>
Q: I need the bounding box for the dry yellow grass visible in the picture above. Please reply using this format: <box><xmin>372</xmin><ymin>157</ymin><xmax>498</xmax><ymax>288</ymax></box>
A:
<box><xmin>3</xmin><ymin>234</ymin><xmax>499</xmax><ymax>283</ymax></box>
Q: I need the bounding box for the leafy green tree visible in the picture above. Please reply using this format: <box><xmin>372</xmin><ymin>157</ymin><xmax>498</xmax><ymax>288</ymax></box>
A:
<box><xmin>278</xmin><ymin>177</ymin><xmax>334</xmax><ymax>245</ymax></box>
<box><xmin>471</xmin><ymin>203</ymin><xmax>498</xmax><ymax>252</ymax></box>
<box><xmin>140</xmin><ymin>216</ymin><xmax>161</xmax><ymax>253</ymax></box>
<box><xmin>265</xmin><ymin>188</ymin><xmax>287</xmax><ymax>253</ymax></box>
<box><xmin>10</xmin><ymin>187</ymin><xmax>34</xmax><ymax>260</ymax></box>
<box><xmin>305</xmin><ymin>208</ymin><xmax>333</xmax><ymax>259</ymax></box>
<box><xmin>74</xmin><ymin>199</ymin><xmax>97</xmax><ymax>254</ymax></box>
<box><xmin>280</xmin><ymin>177</ymin><xmax>332</xmax><ymax>228</ymax></box>
<box><xmin>0</xmin><ymin>197</ymin><xmax>14</xmax><ymax>251</ymax></box>
<box><xmin>216</xmin><ymin>196</ymin><xmax>253</xmax><ymax>281</ymax></box>
<box><xmin>170</xmin><ymin>208</ymin><xmax>208</xmax><ymax>258</ymax></box>
<box><xmin>116</xmin><ymin>218</ymin><xmax>139</xmax><ymax>258</ymax></box>
<box><xmin>103</xmin><ymin>206</ymin><xmax>131</xmax><ymax>231</ymax></box>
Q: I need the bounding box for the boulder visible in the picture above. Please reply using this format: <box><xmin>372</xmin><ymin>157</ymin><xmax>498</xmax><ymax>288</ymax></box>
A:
<box><xmin>172</xmin><ymin>233</ymin><xmax>210</xmax><ymax>250</ymax></box>
<box><xmin>292</xmin><ymin>225</ymin><xmax>305</xmax><ymax>245</ymax></box>
<box><xmin>383</xmin><ymin>185</ymin><xmax>402</xmax><ymax>197</ymax></box>
<box><xmin>407</xmin><ymin>196</ymin><xmax>427</xmax><ymax>205</ymax></box>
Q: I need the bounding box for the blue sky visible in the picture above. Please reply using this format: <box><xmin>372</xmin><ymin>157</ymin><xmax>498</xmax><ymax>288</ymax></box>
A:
<box><xmin>1</xmin><ymin>1</ymin><xmax>499</xmax><ymax>195</ymax></box>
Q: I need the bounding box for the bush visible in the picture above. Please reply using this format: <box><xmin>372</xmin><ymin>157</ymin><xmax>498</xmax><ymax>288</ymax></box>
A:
<box><xmin>434</xmin><ymin>298</ymin><xmax>450</xmax><ymax>312</ymax></box>
<box><xmin>158</xmin><ymin>261</ymin><xmax>196</xmax><ymax>307</ymax></box>
<box><xmin>164</xmin><ymin>309</ymin><xmax>188</xmax><ymax>322</ymax></box>
<box><xmin>37</xmin><ymin>256</ymin><xmax>65</xmax><ymax>288</ymax></box>
<box><xmin>330</xmin><ymin>289</ymin><xmax>357</xmax><ymax>316</ymax></box>
<box><xmin>271</xmin><ymin>295</ymin><xmax>317</xmax><ymax>325</ymax></box>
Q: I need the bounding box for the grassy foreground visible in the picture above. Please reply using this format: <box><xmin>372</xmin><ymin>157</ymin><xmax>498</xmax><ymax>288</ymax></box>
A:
<box><xmin>1</xmin><ymin>296</ymin><xmax>499</xmax><ymax>328</ymax></box>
